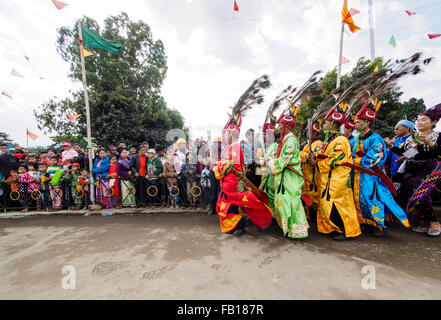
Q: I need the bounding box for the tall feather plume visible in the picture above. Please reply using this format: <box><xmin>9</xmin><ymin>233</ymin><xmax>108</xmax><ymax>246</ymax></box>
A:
<box><xmin>370</xmin><ymin>53</ymin><xmax>432</xmax><ymax>100</ymax></box>
<box><xmin>310</xmin><ymin>69</ymin><xmax>385</xmax><ymax>123</ymax></box>
<box><xmin>350</xmin><ymin>52</ymin><xmax>433</xmax><ymax>115</ymax></box>
<box><xmin>280</xmin><ymin>70</ymin><xmax>323</xmax><ymax>117</ymax></box>
<box><xmin>264</xmin><ymin>85</ymin><xmax>297</xmax><ymax>125</ymax></box>
<box><xmin>311</xmin><ymin>87</ymin><xmax>342</xmax><ymax>123</ymax></box>
<box><xmin>228</xmin><ymin>75</ymin><xmax>271</xmax><ymax>123</ymax></box>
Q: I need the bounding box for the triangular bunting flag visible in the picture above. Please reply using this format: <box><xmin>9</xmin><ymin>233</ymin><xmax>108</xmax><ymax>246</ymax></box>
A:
<box><xmin>349</xmin><ymin>8</ymin><xmax>360</xmax><ymax>16</ymax></box>
<box><xmin>39</xmin><ymin>76</ymin><xmax>45</xmax><ymax>80</ymax></box>
<box><xmin>51</xmin><ymin>0</ymin><xmax>69</xmax><ymax>10</ymax></box>
<box><xmin>53</xmin><ymin>95</ymin><xmax>58</xmax><ymax>99</ymax></box>
<box><xmin>234</xmin><ymin>0</ymin><xmax>239</xmax><ymax>12</ymax></box>
<box><xmin>24</xmin><ymin>55</ymin><xmax>29</xmax><ymax>61</ymax></box>
<box><xmin>2</xmin><ymin>91</ymin><xmax>12</xmax><ymax>99</ymax></box>
<box><xmin>26</xmin><ymin>129</ymin><xmax>38</xmax><ymax>141</ymax></box>
<box><xmin>374</xmin><ymin>65</ymin><xmax>379</xmax><ymax>72</ymax></box>
<box><xmin>81</xmin><ymin>48</ymin><xmax>94</xmax><ymax>57</ymax></box>
<box><xmin>332</xmin><ymin>94</ymin><xmax>340</xmax><ymax>100</ymax></box>
<box><xmin>405</xmin><ymin>10</ymin><xmax>416</xmax><ymax>16</ymax></box>
<box><xmin>11</xmin><ymin>68</ymin><xmax>25</xmax><ymax>78</ymax></box>
<box><xmin>389</xmin><ymin>35</ymin><xmax>397</xmax><ymax>47</ymax></box>
<box><xmin>67</xmin><ymin>114</ymin><xmax>83</xmax><ymax>121</ymax></box>
<box><xmin>341</xmin><ymin>56</ymin><xmax>350</xmax><ymax>64</ymax></box>
<box><xmin>428</xmin><ymin>34</ymin><xmax>441</xmax><ymax>39</ymax></box>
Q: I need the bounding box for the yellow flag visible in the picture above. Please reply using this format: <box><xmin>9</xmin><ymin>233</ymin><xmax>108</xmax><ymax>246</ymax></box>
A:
<box><xmin>81</xmin><ymin>48</ymin><xmax>94</xmax><ymax>57</ymax></box>
<box><xmin>342</xmin><ymin>0</ymin><xmax>360</xmax><ymax>33</ymax></box>
<box><xmin>374</xmin><ymin>65</ymin><xmax>379</xmax><ymax>72</ymax></box>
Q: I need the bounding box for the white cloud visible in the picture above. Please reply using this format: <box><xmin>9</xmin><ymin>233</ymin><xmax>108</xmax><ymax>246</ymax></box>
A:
<box><xmin>0</xmin><ymin>0</ymin><xmax>439</xmax><ymax>148</ymax></box>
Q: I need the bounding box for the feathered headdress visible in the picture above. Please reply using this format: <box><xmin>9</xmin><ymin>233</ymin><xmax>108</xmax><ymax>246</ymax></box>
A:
<box><xmin>224</xmin><ymin>75</ymin><xmax>271</xmax><ymax>135</ymax></box>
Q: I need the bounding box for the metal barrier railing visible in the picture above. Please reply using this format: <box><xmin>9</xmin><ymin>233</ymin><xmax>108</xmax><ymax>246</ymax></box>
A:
<box><xmin>0</xmin><ymin>176</ymin><xmax>213</xmax><ymax>212</ymax></box>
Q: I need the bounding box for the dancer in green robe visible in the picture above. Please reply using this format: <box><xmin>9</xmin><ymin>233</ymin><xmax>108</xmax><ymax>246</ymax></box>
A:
<box><xmin>268</xmin><ymin>114</ymin><xmax>308</xmax><ymax>239</ymax></box>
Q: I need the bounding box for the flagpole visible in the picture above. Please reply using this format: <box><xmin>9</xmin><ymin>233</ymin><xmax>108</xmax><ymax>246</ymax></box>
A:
<box><xmin>78</xmin><ymin>22</ymin><xmax>95</xmax><ymax>204</ymax></box>
<box><xmin>368</xmin><ymin>0</ymin><xmax>375</xmax><ymax>60</ymax></box>
<box><xmin>336</xmin><ymin>21</ymin><xmax>344</xmax><ymax>89</ymax></box>
<box><xmin>26</xmin><ymin>128</ymin><xmax>29</xmax><ymax>151</ymax></box>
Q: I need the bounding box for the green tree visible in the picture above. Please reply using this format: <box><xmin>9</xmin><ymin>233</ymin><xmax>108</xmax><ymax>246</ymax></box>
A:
<box><xmin>403</xmin><ymin>97</ymin><xmax>426</xmax><ymax>123</ymax></box>
<box><xmin>0</xmin><ymin>132</ymin><xmax>13</xmax><ymax>145</ymax></box>
<box><xmin>34</xmin><ymin>12</ymin><xmax>186</xmax><ymax>148</ymax></box>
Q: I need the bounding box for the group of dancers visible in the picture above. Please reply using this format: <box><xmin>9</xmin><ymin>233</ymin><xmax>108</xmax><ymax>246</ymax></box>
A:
<box><xmin>213</xmin><ymin>53</ymin><xmax>441</xmax><ymax>240</ymax></box>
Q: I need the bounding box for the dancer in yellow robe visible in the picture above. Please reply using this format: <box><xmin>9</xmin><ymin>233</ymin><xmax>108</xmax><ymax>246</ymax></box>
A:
<box><xmin>314</xmin><ymin>108</ymin><xmax>361</xmax><ymax>240</ymax></box>
<box><xmin>300</xmin><ymin>122</ymin><xmax>323</xmax><ymax>221</ymax></box>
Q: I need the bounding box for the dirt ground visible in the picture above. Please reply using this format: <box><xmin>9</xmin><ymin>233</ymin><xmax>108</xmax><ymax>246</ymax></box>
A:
<box><xmin>0</xmin><ymin>212</ymin><xmax>440</xmax><ymax>299</ymax></box>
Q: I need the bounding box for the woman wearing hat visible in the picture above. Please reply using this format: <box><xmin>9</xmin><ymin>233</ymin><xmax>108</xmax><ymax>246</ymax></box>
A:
<box><xmin>387</xmin><ymin>104</ymin><xmax>441</xmax><ymax>236</ymax></box>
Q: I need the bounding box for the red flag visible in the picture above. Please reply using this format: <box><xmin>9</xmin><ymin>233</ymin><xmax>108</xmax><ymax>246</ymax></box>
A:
<box><xmin>67</xmin><ymin>114</ymin><xmax>82</xmax><ymax>121</ymax></box>
<box><xmin>234</xmin><ymin>0</ymin><xmax>239</xmax><ymax>11</ymax></box>
<box><xmin>405</xmin><ymin>10</ymin><xmax>416</xmax><ymax>16</ymax></box>
<box><xmin>428</xmin><ymin>34</ymin><xmax>441</xmax><ymax>39</ymax></box>
<box><xmin>2</xmin><ymin>91</ymin><xmax>12</xmax><ymax>99</ymax></box>
<box><xmin>51</xmin><ymin>0</ymin><xmax>69</xmax><ymax>10</ymax></box>
<box><xmin>27</xmin><ymin>129</ymin><xmax>38</xmax><ymax>141</ymax></box>
<box><xmin>349</xmin><ymin>8</ymin><xmax>360</xmax><ymax>16</ymax></box>
<box><xmin>341</xmin><ymin>56</ymin><xmax>350</xmax><ymax>64</ymax></box>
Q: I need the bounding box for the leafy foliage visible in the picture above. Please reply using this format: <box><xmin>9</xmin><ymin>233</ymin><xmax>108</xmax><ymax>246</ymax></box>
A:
<box><xmin>34</xmin><ymin>12</ymin><xmax>186</xmax><ymax>147</ymax></box>
<box><xmin>0</xmin><ymin>132</ymin><xmax>13</xmax><ymax>145</ymax></box>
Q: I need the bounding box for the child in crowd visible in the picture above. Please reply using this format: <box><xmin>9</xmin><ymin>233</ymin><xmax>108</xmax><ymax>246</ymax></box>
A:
<box><xmin>17</xmin><ymin>164</ymin><xmax>28</xmax><ymax>210</ymax></box>
<box><xmin>6</xmin><ymin>169</ymin><xmax>21</xmax><ymax>209</ymax></box>
<box><xmin>77</xmin><ymin>168</ymin><xmax>91</xmax><ymax>208</ymax></box>
<box><xmin>64</xmin><ymin>163</ymin><xmax>82</xmax><ymax>210</ymax></box>
<box><xmin>6</xmin><ymin>169</ymin><xmax>20</xmax><ymax>192</ymax></box>
<box><xmin>26</xmin><ymin>154</ymin><xmax>38</xmax><ymax>167</ymax></box>
<box><xmin>163</xmin><ymin>152</ymin><xmax>179</xmax><ymax>209</ymax></box>
<box><xmin>107</xmin><ymin>155</ymin><xmax>120</xmax><ymax>208</ymax></box>
<box><xmin>37</xmin><ymin>163</ymin><xmax>49</xmax><ymax>210</ymax></box>
<box><xmin>200</xmin><ymin>163</ymin><xmax>212</xmax><ymax>208</ymax></box>
<box><xmin>181</xmin><ymin>152</ymin><xmax>200</xmax><ymax>209</ymax></box>
<box><xmin>19</xmin><ymin>162</ymin><xmax>42</xmax><ymax>212</ymax></box>
<box><xmin>46</xmin><ymin>156</ymin><xmax>64</xmax><ymax>211</ymax></box>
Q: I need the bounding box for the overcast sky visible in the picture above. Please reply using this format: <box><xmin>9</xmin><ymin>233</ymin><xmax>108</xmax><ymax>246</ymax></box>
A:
<box><xmin>0</xmin><ymin>0</ymin><xmax>440</xmax><ymax>148</ymax></box>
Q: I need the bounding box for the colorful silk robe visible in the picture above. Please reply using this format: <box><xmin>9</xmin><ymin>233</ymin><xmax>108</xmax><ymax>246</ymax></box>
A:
<box><xmin>351</xmin><ymin>131</ymin><xmax>410</xmax><ymax>230</ymax></box>
<box><xmin>317</xmin><ymin>135</ymin><xmax>361</xmax><ymax>237</ymax></box>
<box><xmin>269</xmin><ymin>132</ymin><xmax>308</xmax><ymax>238</ymax></box>
<box><xmin>215</xmin><ymin>142</ymin><xmax>272</xmax><ymax>233</ymax></box>
<box><xmin>259</xmin><ymin>142</ymin><xmax>278</xmax><ymax>209</ymax></box>
<box><xmin>300</xmin><ymin>140</ymin><xmax>323</xmax><ymax>205</ymax></box>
